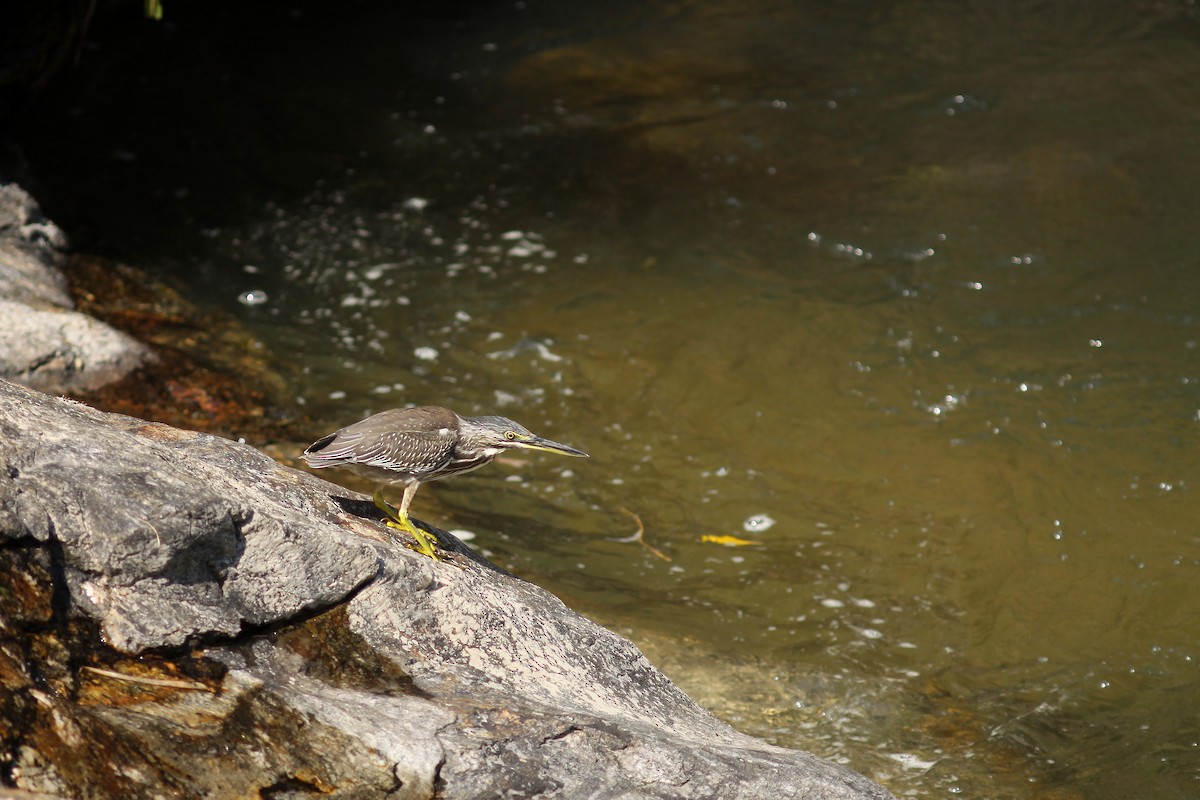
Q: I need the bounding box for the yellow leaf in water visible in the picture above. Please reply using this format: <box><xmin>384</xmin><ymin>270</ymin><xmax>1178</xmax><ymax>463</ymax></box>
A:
<box><xmin>700</xmin><ymin>534</ymin><xmax>763</xmax><ymax>547</ymax></box>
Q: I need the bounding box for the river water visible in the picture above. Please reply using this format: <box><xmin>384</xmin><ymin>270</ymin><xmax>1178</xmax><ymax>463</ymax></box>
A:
<box><xmin>18</xmin><ymin>1</ymin><xmax>1200</xmax><ymax>797</ymax></box>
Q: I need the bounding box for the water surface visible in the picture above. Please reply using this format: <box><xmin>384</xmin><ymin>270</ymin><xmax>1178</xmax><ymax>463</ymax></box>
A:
<box><xmin>19</xmin><ymin>1</ymin><xmax>1200</xmax><ymax>796</ymax></box>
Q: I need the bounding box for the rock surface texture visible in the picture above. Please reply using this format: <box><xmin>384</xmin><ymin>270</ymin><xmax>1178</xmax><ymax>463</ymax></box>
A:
<box><xmin>0</xmin><ymin>378</ymin><xmax>895</xmax><ymax>800</ymax></box>
<box><xmin>0</xmin><ymin>182</ymin><xmax>152</xmax><ymax>393</ymax></box>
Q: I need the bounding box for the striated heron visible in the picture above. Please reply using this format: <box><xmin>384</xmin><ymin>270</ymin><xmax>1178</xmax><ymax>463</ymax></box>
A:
<box><xmin>303</xmin><ymin>405</ymin><xmax>588</xmax><ymax>559</ymax></box>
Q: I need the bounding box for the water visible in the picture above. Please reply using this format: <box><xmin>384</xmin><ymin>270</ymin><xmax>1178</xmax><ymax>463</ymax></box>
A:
<box><xmin>17</xmin><ymin>1</ymin><xmax>1200</xmax><ymax>796</ymax></box>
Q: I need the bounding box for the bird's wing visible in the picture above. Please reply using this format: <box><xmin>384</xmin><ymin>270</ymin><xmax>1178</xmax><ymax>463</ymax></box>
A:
<box><xmin>349</xmin><ymin>425</ymin><xmax>455</xmax><ymax>476</ymax></box>
<box><xmin>302</xmin><ymin>407</ymin><xmax>459</xmax><ymax>476</ymax></box>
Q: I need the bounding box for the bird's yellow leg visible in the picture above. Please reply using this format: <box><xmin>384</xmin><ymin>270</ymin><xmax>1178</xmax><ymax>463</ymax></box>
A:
<box><xmin>372</xmin><ymin>488</ymin><xmax>441</xmax><ymax>561</ymax></box>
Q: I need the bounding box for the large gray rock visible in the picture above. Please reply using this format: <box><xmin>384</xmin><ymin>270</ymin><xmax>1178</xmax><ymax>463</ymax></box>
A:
<box><xmin>0</xmin><ymin>182</ymin><xmax>71</xmax><ymax>307</ymax></box>
<box><xmin>0</xmin><ymin>182</ymin><xmax>152</xmax><ymax>392</ymax></box>
<box><xmin>0</xmin><ymin>378</ymin><xmax>894</xmax><ymax>800</ymax></box>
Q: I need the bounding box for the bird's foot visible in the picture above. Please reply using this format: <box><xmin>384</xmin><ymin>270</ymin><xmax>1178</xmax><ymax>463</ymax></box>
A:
<box><xmin>373</xmin><ymin>488</ymin><xmax>444</xmax><ymax>561</ymax></box>
<box><xmin>385</xmin><ymin>518</ymin><xmax>443</xmax><ymax>562</ymax></box>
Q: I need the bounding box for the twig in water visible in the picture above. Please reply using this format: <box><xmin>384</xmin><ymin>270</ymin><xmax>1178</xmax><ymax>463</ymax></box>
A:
<box><xmin>611</xmin><ymin>507</ymin><xmax>671</xmax><ymax>562</ymax></box>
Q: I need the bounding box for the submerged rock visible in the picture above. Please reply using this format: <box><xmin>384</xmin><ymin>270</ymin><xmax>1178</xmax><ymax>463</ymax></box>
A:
<box><xmin>0</xmin><ymin>378</ymin><xmax>894</xmax><ymax>800</ymax></box>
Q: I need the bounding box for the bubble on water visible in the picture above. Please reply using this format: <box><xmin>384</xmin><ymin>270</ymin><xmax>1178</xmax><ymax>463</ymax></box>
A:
<box><xmin>903</xmin><ymin>247</ymin><xmax>936</xmax><ymax>262</ymax></box>
<box><xmin>238</xmin><ymin>289</ymin><xmax>269</xmax><ymax>306</ymax></box>
<box><xmin>925</xmin><ymin>393</ymin><xmax>963</xmax><ymax>417</ymax></box>
<box><xmin>414</xmin><ymin>346</ymin><xmax>439</xmax><ymax>361</ymax></box>
<box><xmin>448</xmin><ymin>528</ymin><xmax>476</xmax><ymax>541</ymax></box>
<box><xmin>943</xmin><ymin>93</ymin><xmax>987</xmax><ymax>116</ymax></box>
<box><xmin>402</xmin><ymin>197</ymin><xmax>429</xmax><ymax>211</ymax></box>
<box><xmin>833</xmin><ymin>241</ymin><xmax>871</xmax><ymax>259</ymax></box>
<box><xmin>743</xmin><ymin>513</ymin><xmax>776</xmax><ymax>533</ymax></box>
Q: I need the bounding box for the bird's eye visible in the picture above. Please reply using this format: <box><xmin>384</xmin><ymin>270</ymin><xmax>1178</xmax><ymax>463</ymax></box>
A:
<box><xmin>504</xmin><ymin>430</ymin><xmax>518</xmax><ymax>440</ymax></box>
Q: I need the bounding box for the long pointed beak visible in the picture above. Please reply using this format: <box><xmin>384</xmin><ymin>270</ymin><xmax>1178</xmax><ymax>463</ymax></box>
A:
<box><xmin>516</xmin><ymin>436</ymin><xmax>590</xmax><ymax>458</ymax></box>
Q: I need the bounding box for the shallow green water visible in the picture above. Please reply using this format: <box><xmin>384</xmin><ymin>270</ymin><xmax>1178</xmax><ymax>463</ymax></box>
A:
<box><xmin>18</xmin><ymin>1</ymin><xmax>1200</xmax><ymax>796</ymax></box>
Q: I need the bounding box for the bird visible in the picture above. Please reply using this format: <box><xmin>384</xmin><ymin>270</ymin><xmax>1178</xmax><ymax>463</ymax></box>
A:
<box><xmin>302</xmin><ymin>406</ymin><xmax>589</xmax><ymax>560</ymax></box>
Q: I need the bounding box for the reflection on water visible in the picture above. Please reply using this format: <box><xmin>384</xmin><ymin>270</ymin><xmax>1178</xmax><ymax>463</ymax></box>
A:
<box><xmin>21</xmin><ymin>0</ymin><xmax>1200</xmax><ymax>797</ymax></box>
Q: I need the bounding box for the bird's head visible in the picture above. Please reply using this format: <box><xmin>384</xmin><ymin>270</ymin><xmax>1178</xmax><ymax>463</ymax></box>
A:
<box><xmin>462</xmin><ymin>415</ymin><xmax>590</xmax><ymax>459</ymax></box>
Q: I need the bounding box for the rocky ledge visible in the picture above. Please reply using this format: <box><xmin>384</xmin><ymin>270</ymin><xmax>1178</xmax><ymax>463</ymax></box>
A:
<box><xmin>0</xmin><ymin>182</ymin><xmax>153</xmax><ymax>395</ymax></box>
<box><xmin>0</xmin><ymin>378</ymin><xmax>893</xmax><ymax>800</ymax></box>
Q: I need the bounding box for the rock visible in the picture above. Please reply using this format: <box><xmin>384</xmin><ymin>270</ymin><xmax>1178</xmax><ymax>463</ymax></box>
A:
<box><xmin>0</xmin><ymin>298</ymin><xmax>154</xmax><ymax>395</ymax></box>
<box><xmin>0</xmin><ymin>182</ymin><xmax>153</xmax><ymax>393</ymax></box>
<box><xmin>0</xmin><ymin>181</ymin><xmax>289</xmax><ymax>435</ymax></box>
<box><xmin>0</xmin><ymin>378</ymin><xmax>895</xmax><ymax>800</ymax></box>
<box><xmin>0</xmin><ymin>183</ymin><xmax>70</xmax><ymax>307</ymax></box>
